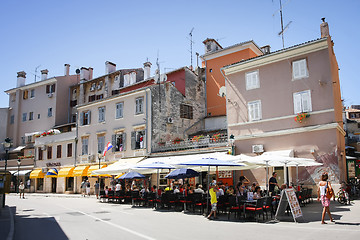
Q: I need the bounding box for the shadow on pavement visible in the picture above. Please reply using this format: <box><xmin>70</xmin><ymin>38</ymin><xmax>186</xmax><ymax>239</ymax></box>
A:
<box><xmin>14</xmin><ymin>212</ymin><xmax>69</xmax><ymax>240</ymax></box>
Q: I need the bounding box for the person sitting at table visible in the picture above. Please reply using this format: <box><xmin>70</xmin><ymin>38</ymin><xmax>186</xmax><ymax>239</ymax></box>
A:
<box><xmin>226</xmin><ymin>186</ymin><xmax>235</xmax><ymax>195</ymax></box>
<box><xmin>253</xmin><ymin>186</ymin><xmax>262</xmax><ymax>199</ymax></box>
<box><xmin>194</xmin><ymin>184</ymin><xmax>205</xmax><ymax>194</ymax></box>
<box><xmin>236</xmin><ymin>181</ymin><xmax>247</xmax><ymax>197</ymax></box>
<box><xmin>216</xmin><ymin>185</ymin><xmax>225</xmax><ymax>199</ymax></box>
<box><xmin>173</xmin><ymin>186</ymin><xmax>180</xmax><ymax>194</ymax></box>
<box><xmin>239</xmin><ymin>176</ymin><xmax>250</xmax><ymax>186</ymax></box>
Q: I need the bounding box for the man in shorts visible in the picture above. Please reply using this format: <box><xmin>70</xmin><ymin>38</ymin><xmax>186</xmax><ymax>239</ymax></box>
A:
<box><xmin>207</xmin><ymin>183</ymin><xmax>219</xmax><ymax>220</ymax></box>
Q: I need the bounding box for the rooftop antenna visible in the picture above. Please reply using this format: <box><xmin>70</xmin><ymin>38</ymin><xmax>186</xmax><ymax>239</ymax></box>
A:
<box><xmin>31</xmin><ymin>65</ymin><xmax>41</xmax><ymax>82</ymax></box>
<box><xmin>188</xmin><ymin>27</ymin><xmax>194</xmax><ymax>68</ymax></box>
<box><xmin>274</xmin><ymin>0</ymin><xmax>292</xmax><ymax>48</ymax></box>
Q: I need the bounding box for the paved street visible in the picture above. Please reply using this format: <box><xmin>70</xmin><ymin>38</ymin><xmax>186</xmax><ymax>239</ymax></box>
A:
<box><xmin>5</xmin><ymin>193</ymin><xmax>360</xmax><ymax>240</ymax></box>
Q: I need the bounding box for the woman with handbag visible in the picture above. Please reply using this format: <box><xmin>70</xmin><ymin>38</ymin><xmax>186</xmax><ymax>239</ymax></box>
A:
<box><xmin>317</xmin><ymin>173</ymin><xmax>335</xmax><ymax>224</ymax></box>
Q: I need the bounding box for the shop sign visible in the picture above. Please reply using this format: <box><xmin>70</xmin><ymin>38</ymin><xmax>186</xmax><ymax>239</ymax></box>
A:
<box><xmin>46</xmin><ymin>162</ymin><xmax>61</xmax><ymax>167</ymax></box>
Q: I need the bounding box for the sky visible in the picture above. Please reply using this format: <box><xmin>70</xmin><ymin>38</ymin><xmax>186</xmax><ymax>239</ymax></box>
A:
<box><xmin>0</xmin><ymin>0</ymin><xmax>359</xmax><ymax>108</ymax></box>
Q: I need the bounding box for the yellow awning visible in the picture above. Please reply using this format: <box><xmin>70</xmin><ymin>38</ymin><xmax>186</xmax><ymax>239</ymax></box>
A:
<box><xmin>29</xmin><ymin>169</ymin><xmax>45</xmax><ymax>179</ymax></box>
<box><xmin>115</xmin><ymin>173</ymin><xmax>125</xmax><ymax>179</ymax></box>
<box><xmin>88</xmin><ymin>165</ymin><xmax>112</xmax><ymax>177</ymax></box>
<box><xmin>58</xmin><ymin>167</ymin><xmax>75</xmax><ymax>178</ymax></box>
<box><xmin>73</xmin><ymin>166</ymin><xmax>90</xmax><ymax>176</ymax></box>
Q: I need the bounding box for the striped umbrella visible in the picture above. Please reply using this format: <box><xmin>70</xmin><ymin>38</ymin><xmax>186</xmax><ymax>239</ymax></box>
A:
<box><xmin>46</xmin><ymin>168</ymin><xmax>58</xmax><ymax>178</ymax></box>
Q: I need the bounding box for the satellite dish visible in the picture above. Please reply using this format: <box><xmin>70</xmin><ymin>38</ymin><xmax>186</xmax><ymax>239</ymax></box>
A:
<box><xmin>75</xmin><ymin>69</ymin><xmax>80</xmax><ymax>74</ymax></box>
<box><xmin>218</xmin><ymin>86</ymin><xmax>226</xmax><ymax>98</ymax></box>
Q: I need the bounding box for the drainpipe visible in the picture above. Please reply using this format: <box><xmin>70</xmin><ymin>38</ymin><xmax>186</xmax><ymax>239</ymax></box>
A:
<box><xmin>145</xmin><ymin>88</ymin><xmax>150</xmax><ymax>155</ymax></box>
<box><xmin>204</xmin><ymin>59</ymin><xmax>207</xmax><ymax>116</ymax></box>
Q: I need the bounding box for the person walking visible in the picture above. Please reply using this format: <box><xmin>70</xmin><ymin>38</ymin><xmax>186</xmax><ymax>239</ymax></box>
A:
<box><xmin>207</xmin><ymin>183</ymin><xmax>219</xmax><ymax>220</ymax></box>
<box><xmin>86</xmin><ymin>180</ymin><xmax>91</xmax><ymax>196</ymax></box>
<box><xmin>317</xmin><ymin>172</ymin><xmax>335</xmax><ymax>224</ymax></box>
<box><xmin>80</xmin><ymin>179</ymin><xmax>86</xmax><ymax>197</ymax></box>
<box><xmin>94</xmin><ymin>181</ymin><xmax>100</xmax><ymax>199</ymax></box>
<box><xmin>19</xmin><ymin>182</ymin><xmax>25</xmax><ymax>199</ymax></box>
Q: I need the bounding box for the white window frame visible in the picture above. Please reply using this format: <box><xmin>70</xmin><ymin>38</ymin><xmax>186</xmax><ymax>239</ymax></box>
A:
<box><xmin>248</xmin><ymin>100</ymin><xmax>262</xmax><ymax>121</ymax></box>
<box><xmin>245</xmin><ymin>70</ymin><xmax>260</xmax><ymax>90</ymax></box>
<box><xmin>116</xmin><ymin>102</ymin><xmax>124</xmax><ymax>119</ymax></box>
<box><xmin>98</xmin><ymin>107</ymin><xmax>105</xmax><ymax>123</ymax></box>
<box><xmin>292</xmin><ymin>59</ymin><xmax>308</xmax><ymax>80</ymax></box>
<box><xmin>97</xmin><ymin>135</ymin><xmax>105</xmax><ymax>154</ymax></box>
<box><xmin>293</xmin><ymin>90</ymin><xmax>312</xmax><ymax>114</ymax></box>
<box><xmin>135</xmin><ymin>97</ymin><xmax>144</xmax><ymax>115</ymax></box>
<box><xmin>82</xmin><ymin>137</ymin><xmax>89</xmax><ymax>155</ymax></box>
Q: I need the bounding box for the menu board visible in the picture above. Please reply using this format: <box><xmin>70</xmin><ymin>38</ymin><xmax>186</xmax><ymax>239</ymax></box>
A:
<box><xmin>218</xmin><ymin>171</ymin><xmax>232</xmax><ymax>178</ymax></box>
<box><xmin>275</xmin><ymin>188</ymin><xmax>303</xmax><ymax>222</ymax></box>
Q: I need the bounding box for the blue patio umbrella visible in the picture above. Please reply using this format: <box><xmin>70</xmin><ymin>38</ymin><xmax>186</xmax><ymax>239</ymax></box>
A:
<box><xmin>118</xmin><ymin>171</ymin><xmax>146</xmax><ymax>180</ymax></box>
<box><xmin>165</xmin><ymin>168</ymin><xmax>199</xmax><ymax>179</ymax></box>
<box><xmin>46</xmin><ymin>168</ymin><xmax>58</xmax><ymax>178</ymax></box>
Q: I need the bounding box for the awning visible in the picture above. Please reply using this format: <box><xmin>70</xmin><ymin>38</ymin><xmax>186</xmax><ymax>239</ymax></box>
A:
<box><xmin>30</xmin><ymin>169</ymin><xmax>45</xmax><ymax>179</ymax></box>
<box><xmin>11</xmin><ymin>146</ymin><xmax>25</xmax><ymax>152</ymax></box>
<box><xmin>13</xmin><ymin>170</ymin><xmax>32</xmax><ymax>176</ymax></box>
<box><xmin>73</xmin><ymin>166</ymin><xmax>90</xmax><ymax>176</ymax></box>
<box><xmin>46</xmin><ymin>168</ymin><xmax>58</xmax><ymax>178</ymax></box>
<box><xmin>58</xmin><ymin>167</ymin><xmax>75</xmax><ymax>178</ymax></box>
<box><xmin>87</xmin><ymin>165</ymin><xmax>111</xmax><ymax>177</ymax></box>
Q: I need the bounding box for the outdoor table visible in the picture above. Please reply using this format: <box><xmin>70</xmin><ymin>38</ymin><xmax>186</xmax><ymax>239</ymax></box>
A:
<box><xmin>241</xmin><ymin>199</ymin><xmax>257</xmax><ymax>216</ymax></box>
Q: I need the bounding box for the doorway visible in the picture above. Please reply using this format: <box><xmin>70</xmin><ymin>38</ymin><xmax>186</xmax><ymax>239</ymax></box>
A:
<box><xmin>51</xmin><ymin>178</ymin><xmax>57</xmax><ymax>193</ymax></box>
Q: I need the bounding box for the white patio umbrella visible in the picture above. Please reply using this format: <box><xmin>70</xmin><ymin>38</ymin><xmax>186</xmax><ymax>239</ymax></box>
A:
<box><xmin>135</xmin><ymin>161</ymin><xmax>176</xmax><ymax>190</ymax></box>
<box><xmin>178</xmin><ymin>157</ymin><xmax>246</xmax><ymax>214</ymax></box>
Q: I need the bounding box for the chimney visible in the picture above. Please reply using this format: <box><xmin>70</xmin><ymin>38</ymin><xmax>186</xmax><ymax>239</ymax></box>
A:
<box><xmin>203</xmin><ymin>38</ymin><xmax>222</xmax><ymax>54</ymax></box>
<box><xmin>17</xmin><ymin>71</ymin><xmax>26</xmax><ymax>87</ymax></box>
<box><xmin>41</xmin><ymin>69</ymin><xmax>49</xmax><ymax>80</ymax></box>
<box><xmin>89</xmin><ymin>67</ymin><xmax>93</xmax><ymax>80</ymax></box>
<box><xmin>64</xmin><ymin>64</ymin><xmax>70</xmax><ymax>76</ymax></box>
<box><xmin>260</xmin><ymin>45</ymin><xmax>271</xmax><ymax>55</ymax></box>
<box><xmin>143</xmin><ymin>61</ymin><xmax>152</xmax><ymax>80</ymax></box>
<box><xmin>80</xmin><ymin>67</ymin><xmax>89</xmax><ymax>81</ymax></box>
<box><xmin>320</xmin><ymin>17</ymin><xmax>330</xmax><ymax>38</ymax></box>
<box><xmin>105</xmin><ymin>61</ymin><xmax>116</xmax><ymax>74</ymax></box>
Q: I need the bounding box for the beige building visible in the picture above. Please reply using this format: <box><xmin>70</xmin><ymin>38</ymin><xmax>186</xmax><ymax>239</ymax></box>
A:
<box><xmin>222</xmin><ymin>20</ymin><xmax>345</xmax><ymax>187</ymax></box>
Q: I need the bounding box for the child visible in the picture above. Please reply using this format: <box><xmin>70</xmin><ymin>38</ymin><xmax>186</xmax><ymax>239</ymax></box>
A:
<box><xmin>207</xmin><ymin>183</ymin><xmax>219</xmax><ymax>220</ymax></box>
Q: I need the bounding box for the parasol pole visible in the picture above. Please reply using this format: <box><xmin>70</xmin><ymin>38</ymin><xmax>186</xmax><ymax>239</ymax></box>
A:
<box><xmin>265</xmin><ymin>160</ymin><xmax>269</xmax><ymax>196</ymax></box>
<box><xmin>296</xmin><ymin>163</ymin><xmax>299</xmax><ymax>190</ymax></box>
<box><xmin>206</xmin><ymin>165</ymin><xmax>210</xmax><ymax>216</ymax></box>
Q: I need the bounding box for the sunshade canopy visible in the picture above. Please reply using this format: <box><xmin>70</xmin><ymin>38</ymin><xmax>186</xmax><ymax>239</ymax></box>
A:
<box><xmin>165</xmin><ymin>168</ymin><xmax>199</xmax><ymax>179</ymax></box>
<box><xmin>30</xmin><ymin>169</ymin><xmax>45</xmax><ymax>179</ymax></box>
<box><xmin>118</xmin><ymin>171</ymin><xmax>145</xmax><ymax>179</ymax></box>
<box><xmin>58</xmin><ymin>167</ymin><xmax>75</xmax><ymax>178</ymax></box>
<box><xmin>73</xmin><ymin>166</ymin><xmax>90</xmax><ymax>176</ymax></box>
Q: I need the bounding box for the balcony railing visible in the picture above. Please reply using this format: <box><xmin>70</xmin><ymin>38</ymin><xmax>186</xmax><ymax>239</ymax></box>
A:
<box><xmin>152</xmin><ymin>135</ymin><xmax>228</xmax><ymax>153</ymax></box>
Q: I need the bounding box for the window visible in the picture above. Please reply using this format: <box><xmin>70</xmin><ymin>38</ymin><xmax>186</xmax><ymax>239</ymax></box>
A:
<box><xmin>80</xmin><ymin>111</ymin><xmax>91</xmax><ymax>125</ymax></box>
<box><xmin>180</xmin><ymin>104</ymin><xmax>193</xmax><ymax>119</ymax></box>
<box><xmin>22</xmin><ymin>113</ymin><xmax>27</xmax><ymax>122</ymax></box>
<box><xmin>131</xmin><ymin>130</ymin><xmax>145</xmax><ymax>150</ymax></box>
<box><xmin>292</xmin><ymin>59</ymin><xmax>308</xmax><ymax>80</ymax></box>
<box><xmin>112</xmin><ymin>133</ymin><xmax>126</xmax><ymax>151</ymax></box>
<box><xmin>98</xmin><ymin>107</ymin><xmax>106</xmax><ymax>122</ymax></box>
<box><xmin>97</xmin><ymin>135</ymin><xmax>105</xmax><ymax>154</ymax></box>
<box><xmin>116</xmin><ymin>102</ymin><xmax>124</xmax><ymax>119</ymax></box>
<box><xmin>10</xmin><ymin>115</ymin><xmax>14</xmax><ymax>124</ymax></box>
<box><xmin>248</xmin><ymin>100</ymin><xmax>262</xmax><ymax>121</ymax></box>
<box><xmin>48</xmin><ymin>108</ymin><xmax>53</xmax><ymax>117</ymax></box>
<box><xmin>38</xmin><ymin>147</ymin><xmax>43</xmax><ymax>160</ymax></box>
<box><xmin>30</xmin><ymin>89</ymin><xmax>35</xmax><ymax>98</ymax></box>
<box><xmin>38</xmin><ymin>114</ymin><xmax>41</xmax><ymax>119</ymax></box>
<box><xmin>67</xmin><ymin>143</ymin><xmax>72</xmax><ymax>157</ymax></box>
<box><xmin>47</xmin><ymin>146</ymin><xmax>52</xmax><ymax>159</ymax></box>
<box><xmin>57</xmin><ymin>145</ymin><xmax>62</xmax><ymax>158</ymax></box>
<box><xmin>21</xmin><ymin>137</ymin><xmax>25</xmax><ymax>145</ymax></box>
<box><xmin>246</xmin><ymin>70</ymin><xmax>260</xmax><ymax>90</ymax></box>
<box><xmin>293</xmin><ymin>90</ymin><xmax>312</xmax><ymax>114</ymax></box>
<box><xmin>82</xmin><ymin>137</ymin><xmax>89</xmax><ymax>155</ymax></box>
<box><xmin>27</xmin><ymin>136</ymin><xmax>32</xmax><ymax>143</ymax></box>
<box><xmin>135</xmin><ymin>97</ymin><xmax>144</xmax><ymax>114</ymax></box>
<box><xmin>29</xmin><ymin>112</ymin><xmax>34</xmax><ymax>121</ymax></box>
<box><xmin>46</xmin><ymin>84</ymin><xmax>56</xmax><ymax>93</ymax></box>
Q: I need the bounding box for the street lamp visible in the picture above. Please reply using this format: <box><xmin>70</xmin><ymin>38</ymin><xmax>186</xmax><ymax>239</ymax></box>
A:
<box><xmin>2</xmin><ymin>137</ymin><xmax>12</xmax><ymax>207</ymax></box>
<box><xmin>98</xmin><ymin>151</ymin><xmax>102</xmax><ymax>181</ymax></box>
<box><xmin>17</xmin><ymin>159</ymin><xmax>21</xmax><ymax>194</ymax></box>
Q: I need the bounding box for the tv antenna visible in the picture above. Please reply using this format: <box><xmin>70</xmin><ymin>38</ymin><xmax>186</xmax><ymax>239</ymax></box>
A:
<box><xmin>274</xmin><ymin>0</ymin><xmax>292</xmax><ymax>49</ymax></box>
<box><xmin>188</xmin><ymin>27</ymin><xmax>194</xmax><ymax>68</ymax></box>
<box><xmin>30</xmin><ymin>65</ymin><xmax>41</xmax><ymax>82</ymax></box>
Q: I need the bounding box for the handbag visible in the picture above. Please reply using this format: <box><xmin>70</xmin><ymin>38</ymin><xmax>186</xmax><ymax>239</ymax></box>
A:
<box><xmin>325</xmin><ymin>182</ymin><xmax>334</xmax><ymax>199</ymax></box>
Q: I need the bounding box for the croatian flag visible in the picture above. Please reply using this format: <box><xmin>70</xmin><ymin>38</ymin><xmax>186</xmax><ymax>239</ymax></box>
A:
<box><xmin>103</xmin><ymin>142</ymin><xmax>113</xmax><ymax>156</ymax></box>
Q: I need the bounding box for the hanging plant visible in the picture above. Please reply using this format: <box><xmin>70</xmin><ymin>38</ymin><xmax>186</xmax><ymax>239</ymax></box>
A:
<box><xmin>173</xmin><ymin>137</ymin><xmax>183</xmax><ymax>144</ymax></box>
<box><xmin>294</xmin><ymin>113</ymin><xmax>310</xmax><ymax>123</ymax></box>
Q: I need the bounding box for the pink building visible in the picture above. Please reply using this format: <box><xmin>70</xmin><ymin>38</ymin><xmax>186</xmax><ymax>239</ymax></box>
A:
<box><xmin>222</xmin><ymin>20</ymin><xmax>345</xmax><ymax>187</ymax></box>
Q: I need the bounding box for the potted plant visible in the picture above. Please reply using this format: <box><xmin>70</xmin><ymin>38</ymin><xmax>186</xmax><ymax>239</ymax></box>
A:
<box><xmin>294</xmin><ymin>113</ymin><xmax>310</xmax><ymax>123</ymax></box>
